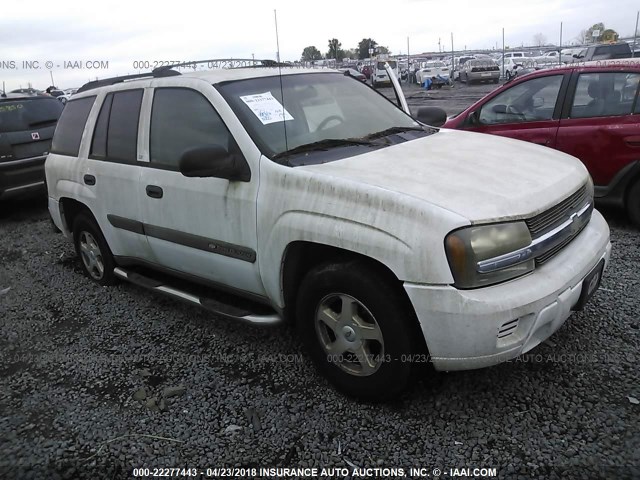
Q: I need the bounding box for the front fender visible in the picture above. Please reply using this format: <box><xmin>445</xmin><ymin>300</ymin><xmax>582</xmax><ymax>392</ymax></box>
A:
<box><xmin>259</xmin><ymin>210</ymin><xmax>414</xmax><ymax>307</ymax></box>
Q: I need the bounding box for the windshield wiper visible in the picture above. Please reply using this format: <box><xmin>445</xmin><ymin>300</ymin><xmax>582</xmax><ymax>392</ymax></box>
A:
<box><xmin>363</xmin><ymin>126</ymin><xmax>427</xmax><ymax>140</ymax></box>
<box><xmin>272</xmin><ymin>138</ymin><xmax>380</xmax><ymax>159</ymax></box>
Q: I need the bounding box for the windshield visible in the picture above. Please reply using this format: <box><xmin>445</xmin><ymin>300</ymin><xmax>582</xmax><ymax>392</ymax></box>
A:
<box><xmin>0</xmin><ymin>98</ymin><xmax>63</xmax><ymax>133</ymax></box>
<box><xmin>377</xmin><ymin>61</ymin><xmax>397</xmax><ymax>69</ymax></box>
<box><xmin>217</xmin><ymin>72</ymin><xmax>421</xmax><ymax>163</ymax></box>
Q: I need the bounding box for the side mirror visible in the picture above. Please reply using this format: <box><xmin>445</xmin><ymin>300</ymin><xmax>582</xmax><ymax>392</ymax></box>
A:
<box><xmin>179</xmin><ymin>145</ymin><xmax>250</xmax><ymax>181</ymax></box>
<box><xmin>492</xmin><ymin>104</ymin><xmax>508</xmax><ymax>114</ymax></box>
<box><xmin>532</xmin><ymin>97</ymin><xmax>544</xmax><ymax>108</ymax></box>
<box><xmin>414</xmin><ymin>106</ymin><xmax>447</xmax><ymax>127</ymax></box>
<box><xmin>466</xmin><ymin>110</ymin><xmax>480</xmax><ymax>126</ymax></box>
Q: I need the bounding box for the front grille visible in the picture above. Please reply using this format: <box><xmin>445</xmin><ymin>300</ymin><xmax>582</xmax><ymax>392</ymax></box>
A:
<box><xmin>526</xmin><ymin>185</ymin><xmax>588</xmax><ymax>237</ymax></box>
<box><xmin>535</xmin><ymin>217</ymin><xmax>590</xmax><ymax>266</ymax></box>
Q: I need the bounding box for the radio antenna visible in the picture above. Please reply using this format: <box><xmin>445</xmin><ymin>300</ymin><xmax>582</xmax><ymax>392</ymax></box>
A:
<box><xmin>274</xmin><ymin>9</ymin><xmax>288</xmax><ymax>153</ymax></box>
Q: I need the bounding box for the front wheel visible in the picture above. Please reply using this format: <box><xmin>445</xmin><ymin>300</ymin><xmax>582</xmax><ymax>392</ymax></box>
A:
<box><xmin>627</xmin><ymin>180</ymin><xmax>640</xmax><ymax>227</ymax></box>
<box><xmin>73</xmin><ymin>212</ymin><xmax>118</xmax><ymax>286</ymax></box>
<box><xmin>296</xmin><ymin>260</ymin><xmax>424</xmax><ymax>401</ymax></box>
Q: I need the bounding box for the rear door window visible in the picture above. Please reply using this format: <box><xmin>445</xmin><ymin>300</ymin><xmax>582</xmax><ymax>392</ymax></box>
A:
<box><xmin>570</xmin><ymin>72</ymin><xmax>640</xmax><ymax>118</ymax></box>
<box><xmin>89</xmin><ymin>90</ymin><xmax>143</xmax><ymax>162</ymax></box>
<box><xmin>51</xmin><ymin>97</ymin><xmax>95</xmax><ymax>156</ymax></box>
<box><xmin>107</xmin><ymin>90</ymin><xmax>143</xmax><ymax>162</ymax></box>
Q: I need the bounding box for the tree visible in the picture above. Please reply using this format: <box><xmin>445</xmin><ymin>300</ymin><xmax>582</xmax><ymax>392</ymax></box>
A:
<box><xmin>575</xmin><ymin>29</ymin><xmax>589</xmax><ymax>44</ymax></box>
<box><xmin>357</xmin><ymin>38</ymin><xmax>377</xmax><ymax>59</ymax></box>
<box><xmin>586</xmin><ymin>23</ymin><xmax>605</xmax><ymax>42</ymax></box>
<box><xmin>533</xmin><ymin>33</ymin><xmax>547</xmax><ymax>47</ymax></box>
<box><xmin>342</xmin><ymin>48</ymin><xmax>357</xmax><ymax>60</ymax></box>
<box><xmin>377</xmin><ymin>46</ymin><xmax>390</xmax><ymax>55</ymax></box>
<box><xmin>301</xmin><ymin>46</ymin><xmax>322</xmax><ymax>62</ymax></box>
<box><xmin>601</xmin><ymin>28</ymin><xmax>619</xmax><ymax>42</ymax></box>
<box><xmin>327</xmin><ymin>38</ymin><xmax>342</xmax><ymax>60</ymax></box>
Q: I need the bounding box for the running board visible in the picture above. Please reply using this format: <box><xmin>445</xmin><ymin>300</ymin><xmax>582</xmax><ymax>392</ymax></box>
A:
<box><xmin>113</xmin><ymin>267</ymin><xmax>281</xmax><ymax>325</ymax></box>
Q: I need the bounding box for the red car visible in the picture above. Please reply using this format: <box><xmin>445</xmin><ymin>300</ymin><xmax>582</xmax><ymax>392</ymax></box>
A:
<box><xmin>444</xmin><ymin>59</ymin><xmax>640</xmax><ymax>225</ymax></box>
<box><xmin>360</xmin><ymin>65</ymin><xmax>373</xmax><ymax>79</ymax></box>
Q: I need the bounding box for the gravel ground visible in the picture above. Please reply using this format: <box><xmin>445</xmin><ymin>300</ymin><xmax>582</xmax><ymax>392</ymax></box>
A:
<box><xmin>1</xmin><ymin>84</ymin><xmax>639</xmax><ymax>480</ymax></box>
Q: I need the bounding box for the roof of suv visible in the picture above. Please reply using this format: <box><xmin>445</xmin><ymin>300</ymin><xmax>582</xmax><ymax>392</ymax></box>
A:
<box><xmin>181</xmin><ymin>67</ymin><xmax>333</xmax><ymax>83</ymax></box>
<box><xmin>73</xmin><ymin>67</ymin><xmax>335</xmax><ymax>98</ymax></box>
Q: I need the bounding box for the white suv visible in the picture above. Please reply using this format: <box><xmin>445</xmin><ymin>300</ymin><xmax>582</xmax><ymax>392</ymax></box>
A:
<box><xmin>46</xmin><ymin>62</ymin><xmax>611</xmax><ymax>400</ymax></box>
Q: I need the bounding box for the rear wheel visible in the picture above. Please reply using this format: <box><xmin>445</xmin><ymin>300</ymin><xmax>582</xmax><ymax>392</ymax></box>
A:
<box><xmin>296</xmin><ymin>260</ymin><xmax>423</xmax><ymax>401</ymax></box>
<box><xmin>626</xmin><ymin>179</ymin><xmax>640</xmax><ymax>227</ymax></box>
<box><xmin>73</xmin><ymin>212</ymin><xmax>118</xmax><ymax>286</ymax></box>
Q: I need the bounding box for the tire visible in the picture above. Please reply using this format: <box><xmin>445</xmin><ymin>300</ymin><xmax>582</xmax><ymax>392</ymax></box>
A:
<box><xmin>493</xmin><ymin>78</ymin><xmax>499</xmax><ymax>84</ymax></box>
<box><xmin>296</xmin><ymin>260</ymin><xmax>423</xmax><ymax>401</ymax></box>
<box><xmin>626</xmin><ymin>179</ymin><xmax>640</xmax><ymax>227</ymax></box>
<box><xmin>73</xmin><ymin>212</ymin><xmax>118</xmax><ymax>286</ymax></box>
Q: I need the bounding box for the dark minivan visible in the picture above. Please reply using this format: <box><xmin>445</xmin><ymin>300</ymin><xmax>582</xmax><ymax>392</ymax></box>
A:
<box><xmin>575</xmin><ymin>43</ymin><xmax>633</xmax><ymax>62</ymax></box>
<box><xmin>0</xmin><ymin>94</ymin><xmax>64</xmax><ymax>199</ymax></box>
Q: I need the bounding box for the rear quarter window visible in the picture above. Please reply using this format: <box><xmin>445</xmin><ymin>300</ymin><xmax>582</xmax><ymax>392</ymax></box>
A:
<box><xmin>51</xmin><ymin>97</ymin><xmax>96</xmax><ymax>156</ymax></box>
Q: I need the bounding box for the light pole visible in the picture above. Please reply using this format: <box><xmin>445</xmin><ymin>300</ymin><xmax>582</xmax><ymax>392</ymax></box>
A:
<box><xmin>634</xmin><ymin>11</ymin><xmax>639</xmax><ymax>58</ymax></box>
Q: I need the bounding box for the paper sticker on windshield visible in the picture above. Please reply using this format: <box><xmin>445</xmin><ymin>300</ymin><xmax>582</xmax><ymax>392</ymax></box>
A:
<box><xmin>239</xmin><ymin>92</ymin><xmax>293</xmax><ymax>125</ymax></box>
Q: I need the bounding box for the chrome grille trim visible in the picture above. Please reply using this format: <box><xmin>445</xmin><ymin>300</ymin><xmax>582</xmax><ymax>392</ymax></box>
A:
<box><xmin>526</xmin><ymin>185</ymin><xmax>588</xmax><ymax>237</ymax></box>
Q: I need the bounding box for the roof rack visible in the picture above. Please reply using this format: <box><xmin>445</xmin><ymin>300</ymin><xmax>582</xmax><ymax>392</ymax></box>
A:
<box><xmin>77</xmin><ymin>58</ymin><xmax>300</xmax><ymax>94</ymax></box>
<box><xmin>152</xmin><ymin>58</ymin><xmax>284</xmax><ymax>73</ymax></box>
<box><xmin>76</xmin><ymin>69</ymin><xmax>181</xmax><ymax>93</ymax></box>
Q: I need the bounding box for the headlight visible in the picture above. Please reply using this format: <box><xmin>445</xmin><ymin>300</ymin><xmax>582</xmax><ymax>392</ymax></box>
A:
<box><xmin>445</xmin><ymin>222</ymin><xmax>534</xmax><ymax>289</ymax></box>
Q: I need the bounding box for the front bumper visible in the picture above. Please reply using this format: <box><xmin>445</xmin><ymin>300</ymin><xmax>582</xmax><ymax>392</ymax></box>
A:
<box><xmin>404</xmin><ymin>210</ymin><xmax>611</xmax><ymax>371</ymax></box>
<box><xmin>0</xmin><ymin>155</ymin><xmax>47</xmax><ymax>199</ymax></box>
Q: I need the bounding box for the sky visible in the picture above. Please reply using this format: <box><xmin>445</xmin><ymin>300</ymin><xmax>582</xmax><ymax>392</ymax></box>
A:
<box><xmin>1</xmin><ymin>0</ymin><xmax>638</xmax><ymax>91</ymax></box>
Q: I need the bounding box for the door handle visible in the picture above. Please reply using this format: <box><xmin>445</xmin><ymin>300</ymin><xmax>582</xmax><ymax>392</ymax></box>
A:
<box><xmin>146</xmin><ymin>185</ymin><xmax>163</xmax><ymax>199</ymax></box>
<box><xmin>83</xmin><ymin>174</ymin><xmax>96</xmax><ymax>186</ymax></box>
<box><xmin>624</xmin><ymin>136</ymin><xmax>640</xmax><ymax>147</ymax></box>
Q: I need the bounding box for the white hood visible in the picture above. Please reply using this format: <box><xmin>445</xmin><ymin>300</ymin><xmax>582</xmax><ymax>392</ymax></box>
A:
<box><xmin>302</xmin><ymin>129</ymin><xmax>588</xmax><ymax>222</ymax></box>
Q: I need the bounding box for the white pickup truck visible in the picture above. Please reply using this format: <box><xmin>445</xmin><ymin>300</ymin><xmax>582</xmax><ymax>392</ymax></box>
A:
<box><xmin>45</xmin><ymin>61</ymin><xmax>610</xmax><ymax>400</ymax></box>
